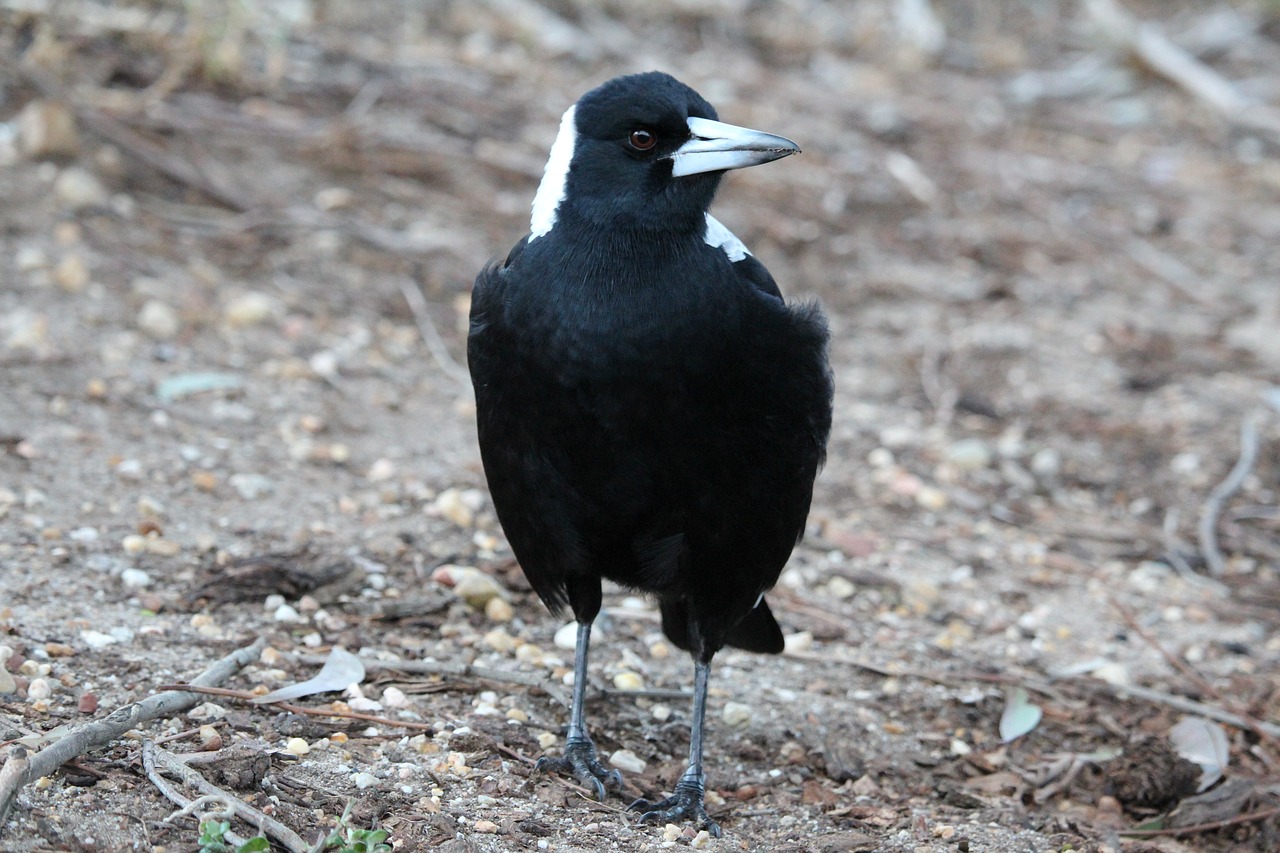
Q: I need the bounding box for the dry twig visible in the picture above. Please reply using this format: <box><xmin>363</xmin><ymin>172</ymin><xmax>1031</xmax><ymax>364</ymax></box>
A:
<box><xmin>287</xmin><ymin>652</ymin><xmax>571</xmax><ymax>710</ymax></box>
<box><xmin>1085</xmin><ymin>0</ymin><xmax>1280</xmax><ymax>141</ymax></box>
<box><xmin>0</xmin><ymin>637</ymin><xmax>265</xmax><ymax>827</ymax></box>
<box><xmin>397</xmin><ymin>276</ymin><xmax>472</xmax><ymax>395</ymax></box>
<box><xmin>153</xmin><ymin>684</ymin><xmax>434</xmax><ymax>732</ymax></box>
<box><xmin>1199</xmin><ymin>413</ymin><xmax>1262</xmax><ymax>577</ymax></box>
<box><xmin>143</xmin><ymin>740</ymin><xmax>312</xmax><ymax>853</ymax></box>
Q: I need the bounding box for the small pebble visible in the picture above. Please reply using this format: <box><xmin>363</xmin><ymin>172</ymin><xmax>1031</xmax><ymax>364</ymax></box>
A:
<box><xmin>651</xmin><ymin>703</ymin><xmax>671</xmax><ymax>722</ymax></box>
<box><xmin>54</xmin><ymin>254</ymin><xmax>90</xmax><ymax>292</ymax></box>
<box><xmin>612</xmin><ymin>671</ymin><xmax>644</xmax><ymax>691</ymax></box>
<box><xmin>382</xmin><ymin>686</ymin><xmax>409</xmax><ymax>708</ymax></box>
<box><xmin>915</xmin><ymin>485</ymin><xmax>948</xmax><ymax>510</ymax></box>
<box><xmin>224</xmin><ymin>291</ymin><xmax>278</xmax><ymax>327</ymax></box>
<box><xmin>506</xmin><ymin>708</ymin><xmax>528</xmax><ymax>723</ymax></box>
<box><xmin>945</xmin><ymin>438</ymin><xmax>993</xmax><ymax>471</ymax></box>
<box><xmin>553</xmin><ymin>622</ymin><xmax>579</xmax><ymax>650</ymax></box>
<box><xmin>0</xmin><ymin>668</ymin><xmax>16</xmax><ymax>695</ymax></box>
<box><xmin>609</xmin><ymin>749</ymin><xmax>646</xmax><ymax>774</ymax></box>
<box><xmin>120</xmin><ymin>567</ymin><xmax>151</xmax><ymax>588</ymax></box>
<box><xmin>515</xmin><ymin>644</ymin><xmax>545</xmax><ymax>665</ymax></box>
<box><xmin>121</xmin><ymin>534</ymin><xmax>147</xmax><ymax>555</ymax></box>
<box><xmin>648</xmin><ymin>640</ymin><xmax>670</xmax><ymax>659</ymax></box>
<box><xmin>199</xmin><ymin>725</ymin><xmax>223</xmax><ymax>750</ymax></box>
<box><xmin>229</xmin><ymin>473</ymin><xmax>274</xmax><ymax>500</ymax></box>
<box><xmin>352</xmin><ymin>771</ymin><xmax>378</xmax><ymax>789</ymax></box>
<box><xmin>54</xmin><ymin>167</ymin><xmax>108</xmax><ymax>210</ymax></box>
<box><xmin>44</xmin><ymin>642</ymin><xmax>74</xmax><ymax>658</ymax></box>
<box><xmin>285</xmin><ymin>737</ymin><xmax>310</xmax><ymax>756</ymax></box>
<box><xmin>314</xmin><ymin>187</ymin><xmax>354</xmax><ymax>210</ymax></box>
<box><xmin>474</xmin><ymin>820</ymin><xmax>499</xmax><ymax>834</ymax></box>
<box><xmin>18</xmin><ymin>99</ymin><xmax>80</xmax><ymax>159</ymax></box>
<box><xmin>137</xmin><ymin>300</ymin><xmax>180</xmax><ymax>340</ymax></box>
<box><xmin>483</xmin><ymin>628</ymin><xmax>517</xmax><ymax>653</ymax></box>
<box><xmin>27</xmin><ymin>677</ymin><xmax>52</xmax><ymax>701</ymax></box>
<box><xmin>722</xmin><ymin>701</ymin><xmax>753</xmax><ymax>728</ymax></box>
<box><xmin>80</xmin><ymin>630</ymin><xmax>118</xmax><ymax>650</ymax></box>
<box><xmin>366</xmin><ymin>458</ymin><xmax>396</xmax><ymax>482</ymax></box>
<box><xmin>536</xmin><ymin>731</ymin><xmax>557</xmax><ymax>749</ymax></box>
<box><xmin>783</xmin><ymin>631</ymin><xmax>813</xmax><ymax>653</ymax></box>
<box><xmin>430</xmin><ymin>487</ymin><xmax>480</xmax><ymax>527</ymax></box>
<box><xmin>662</xmin><ymin>824</ymin><xmax>682</xmax><ymax>842</ymax></box>
<box><xmin>273</xmin><ymin>604</ymin><xmax>302</xmax><ymax>623</ymax></box>
<box><xmin>691</xmin><ymin>829</ymin><xmax>712</xmax><ymax>849</ymax></box>
<box><xmin>188</xmin><ymin>702</ymin><xmax>227</xmax><ymax>721</ymax></box>
<box><xmin>485</xmin><ymin>596</ymin><xmax>514</xmax><ymax>622</ymax></box>
<box><xmin>77</xmin><ymin>692</ymin><xmax>98</xmax><ymax>713</ymax></box>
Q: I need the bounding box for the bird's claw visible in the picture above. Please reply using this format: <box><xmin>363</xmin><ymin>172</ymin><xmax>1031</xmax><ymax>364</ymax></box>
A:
<box><xmin>535</xmin><ymin>737</ymin><xmax>622</xmax><ymax>801</ymax></box>
<box><xmin>629</xmin><ymin>780</ymin><xmax>721</xmax><ymax>837</ymax></box>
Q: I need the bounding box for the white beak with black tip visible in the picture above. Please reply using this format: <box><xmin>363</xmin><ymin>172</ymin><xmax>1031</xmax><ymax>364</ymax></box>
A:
<box><xmin>667</xmin><ymin>116</ymin><xmax>800</xmax><ymax>178</ymax></box>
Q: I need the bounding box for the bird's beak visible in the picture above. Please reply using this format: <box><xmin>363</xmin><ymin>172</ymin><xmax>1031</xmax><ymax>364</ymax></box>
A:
<box><xmin>667</xmin><ymin>116</ymin><xmax>800</xmax><ymax>178</ymax></box>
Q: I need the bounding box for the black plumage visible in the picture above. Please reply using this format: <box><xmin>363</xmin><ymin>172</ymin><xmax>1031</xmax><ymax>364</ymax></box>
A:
<box><xmin>467</xmin><ymin>71</ymin><xmax>832</xmax><ymax>835</ymax></box>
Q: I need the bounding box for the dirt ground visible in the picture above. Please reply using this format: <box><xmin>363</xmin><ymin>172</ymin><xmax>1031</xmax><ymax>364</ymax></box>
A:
<box><xmin>2</xmin><ymin>1</ymin><xmax>1279</xmax><ymax>851</ymax></box>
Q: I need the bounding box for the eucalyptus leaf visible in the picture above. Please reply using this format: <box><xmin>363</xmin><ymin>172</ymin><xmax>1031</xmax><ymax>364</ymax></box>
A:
<box><xmin>998</xmin><ymin>686</ymin><xmax>1042</xmax><ymax>743</ymax></box>
<box><xmin>252</xmin><ymin>647</ymin><xmax>365</xmax><ymax>704</ymax></box>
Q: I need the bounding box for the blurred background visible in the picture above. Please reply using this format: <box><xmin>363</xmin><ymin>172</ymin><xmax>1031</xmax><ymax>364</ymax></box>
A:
<box><xmin>1</xmin><ymin>1</ymin><xmax>1279</xmax><ymax>851</ymax></box>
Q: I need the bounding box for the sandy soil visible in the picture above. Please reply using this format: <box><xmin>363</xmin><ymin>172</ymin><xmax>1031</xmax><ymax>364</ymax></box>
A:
<box><xmin>1</xmin><ymin>1</ymin><xmax>1278</xmax><ymax>851</ymax></box>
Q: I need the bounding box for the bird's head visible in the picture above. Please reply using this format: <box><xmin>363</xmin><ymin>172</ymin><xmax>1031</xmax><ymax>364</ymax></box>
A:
<box><xmin>529</xmin><ymin>71</ymin><xmax>799</xmax><ymax>242</ymax></box>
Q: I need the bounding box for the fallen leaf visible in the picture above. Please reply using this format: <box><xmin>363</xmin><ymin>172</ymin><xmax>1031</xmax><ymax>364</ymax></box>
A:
<box><xmin>252</xmin><ymin>647</ymin><xmax>365</xmax><ymax>704</ymax></box>
<box><xmin>999</xmin><ymin>686</ymin><xmax>1042</xmax><ymax>742</ymax></box>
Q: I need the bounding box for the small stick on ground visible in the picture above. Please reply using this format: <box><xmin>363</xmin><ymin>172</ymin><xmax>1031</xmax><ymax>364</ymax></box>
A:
<box><xmin>153</xmin><ymin>683</ymin><xmax>435</xmax><ymax>732</ymax></box>
<box><xmin>144</xmin><ymin>740</ymin><xmax>312</xmax><ymax>853</ymax></box>
<box><xmin>0</xmin><ymin>637</ymin><xmax>265</xmax><ymax>827</ymax></box>
<box><xmin>286</xmin><ymin>652</ymin><xmax>572</xmax><ymax>710</ymax></box>
<box><xmin>1118</xmin><ymin>805</ymin><xmax>1280</xmax><ymax>838</ymax></box>
<box><xmin>397</xmin><ymin>275</ymin><xmax>472</xmax><ymax>395</ymax></box>
<box><xmin>1199</xmin><ymin>413</ymin><xmax>1262</xmax><ymax>577</ymax></box>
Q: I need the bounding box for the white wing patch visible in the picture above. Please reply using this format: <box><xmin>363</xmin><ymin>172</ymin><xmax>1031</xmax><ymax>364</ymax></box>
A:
<box><xmin>529</xmin><ymin>105</ymin><xmax>577</xmax><ymax>241</ymax></box>
<box><xmin>704</xmin><ymin>213</ymin><xmax>752</xmax><ymax>262</ymax></box>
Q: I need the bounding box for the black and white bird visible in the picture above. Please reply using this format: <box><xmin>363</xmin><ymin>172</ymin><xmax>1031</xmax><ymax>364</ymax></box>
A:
<box><xmin>468</xmin><ymin>71</ymin><xmax>832</xmax><ymax>835</ymax></box>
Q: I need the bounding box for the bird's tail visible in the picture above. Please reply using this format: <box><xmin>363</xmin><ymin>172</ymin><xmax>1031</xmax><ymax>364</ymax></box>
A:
<box><xmin>659</xmin><ymin>596</ymin><xmax>785</xmax><ymax>656</ymax></box>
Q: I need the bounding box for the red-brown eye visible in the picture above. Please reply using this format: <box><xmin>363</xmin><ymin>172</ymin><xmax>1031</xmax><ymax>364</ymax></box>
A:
<box><xmin>628</xmin><ymin>129</ymin><xmax>657</xmax><ymax>151</ymax></box>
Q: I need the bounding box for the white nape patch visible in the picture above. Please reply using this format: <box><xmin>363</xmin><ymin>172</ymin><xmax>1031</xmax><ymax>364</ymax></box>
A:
<box><xmin>704</xmin><ymin>213</ymin><xmax>752</xmax><ymax>262</ymax></box>
<box><xmin>529</xmin><ymin>105</ymin><xmax>578</xmax><ymax>241</ymax></box>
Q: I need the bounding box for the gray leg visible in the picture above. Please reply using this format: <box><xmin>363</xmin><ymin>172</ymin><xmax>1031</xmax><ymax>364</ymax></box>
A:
<box><xmin>629</xmin><ymin>658</ymin><xmax>721</xmax><ymax>837</ymax></box>
<box><xmin>535</xmin><ymin>620</ymin><xmax>623</xmax><ymax>800</ymax></box>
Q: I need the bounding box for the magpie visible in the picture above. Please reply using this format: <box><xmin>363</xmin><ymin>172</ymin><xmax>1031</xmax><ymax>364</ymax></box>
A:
<box><xmin>467</xmin><ymin>71</ymin><xmax>832</xmax><ymax>836</ymax></box>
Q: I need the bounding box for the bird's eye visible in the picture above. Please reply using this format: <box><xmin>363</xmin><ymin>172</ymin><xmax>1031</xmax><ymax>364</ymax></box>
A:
<box><xmin>628</xmin><ymin>129</ymin><xmax>657</xmax><ymax>151</ymax></box>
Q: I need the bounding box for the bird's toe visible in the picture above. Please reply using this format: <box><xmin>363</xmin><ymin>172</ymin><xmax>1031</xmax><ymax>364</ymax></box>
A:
<box><xmin>628</xmin><ymin>787</ymin><xmax>720</xmax><ymax>836</ymax></box>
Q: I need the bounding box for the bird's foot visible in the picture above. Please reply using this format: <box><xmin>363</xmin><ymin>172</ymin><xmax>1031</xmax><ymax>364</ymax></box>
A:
<box><xmin>629</xmin><ymin>778</ymin><xmax>721</xmax><ymax>838</ymax></box>
<box><xmin>535</xmin><ymin>735</ymin><xmax>623</xmax><ymax>801</ymax></box>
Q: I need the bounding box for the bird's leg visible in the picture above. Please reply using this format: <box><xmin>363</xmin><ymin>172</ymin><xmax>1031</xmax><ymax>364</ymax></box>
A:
<box><xmin>630</xmin><ymin>658</ymin><xmax>721</xmax><ymax>837</ymax></box>
<box><xmin>534</xmin><ymin>620</ymin><xmax>623</xmax><ymax>800</ymax></box>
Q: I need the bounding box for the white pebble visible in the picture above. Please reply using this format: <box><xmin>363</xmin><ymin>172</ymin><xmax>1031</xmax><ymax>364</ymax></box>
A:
<box><xmin>381</xmin><ymin>686</ymin><xmax>409</xmax><ymax>708</ymax></box>
<box><xmin>224</xmin><ymin>291</ymin><xmax>278</xmax><ymax>327</ymax></box>
<box><xmin>352</xmin><ymin>771</ymin><xmax>378</xmax><ymax>789</ymax></box>
<box><xmin>138</xmin><ymin>299</ymin><xmax>180</xmax><ymax>340</ymax></box>
<box><xmin>54</xmin><ymin>167</ymin><xmax>108</xmax><ymax>210</ymax></box>
<box><xmin>553</xmin><ymin>622</ymin><xmax>579</xmax><ymax>649</ymax></box>
<box><xmin>651</xmin><ymin>704</ymin><xmax>671</xmax><ymax>722</ymax></box>
<box><xmin>273</xmin><ymin>604</ymin><xmax>302</xmax><ymax>623</ymax></box>
<box><xmin>612</xmin><ymin>671</ymin><xmax>644</xmax><ymax>691</ymax></box>
<box><xmin>27</xmin><ymin>677</ymin><xmax>52</xmax><ymax>701</ymax></box>
<box><xmin>285</xmin><ymin>737</ymin><xmax>310</xmax><ymax>756</ymax></box>
<box><xmin>120</xmin><ymin>567</ymin><xmax>151</xmax><ymax>588</ymax></box>
<box><xmin>229</xmin><ymin>473</ymin><xmax>274</xmax><ymax>500</ymax></box>
<box><xmin>80</xmin><ymin>630</ymin><xmax>118</xmax><ymax>649</ymax></box>
<box><xmin>608</xmin><ymin>749</ymin><xmax>647</xmax><ymax>774</ymax></box>
<box><xmin>945</xmin><ymin>438</ymin><xmax>993</xmax><ymax>471</ymax></box>
<box><xmin>783</xmin><ymin>631</ymin><xmax>813</xmax><ymax>653</ymax></box>
<box><xmin>722</xmin><ymin>701</ymin><xmax>753</xmax><ymax>728</ymax></box>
